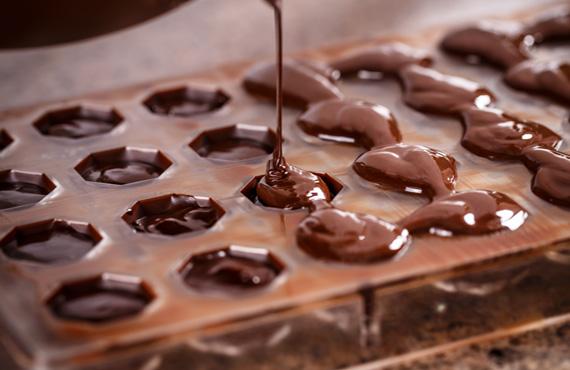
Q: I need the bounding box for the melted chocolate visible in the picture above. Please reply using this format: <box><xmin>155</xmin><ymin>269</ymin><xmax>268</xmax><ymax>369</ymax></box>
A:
<box><xmin>0</xmin><ymin>170</ymin><xmax>54</xmax><ymax>210</ymax></box>
<box><xmin>504</xmin><ymin>60</ymin><xmax>570</xmax><ymax>104</ymax></box>
<box><xmin>180</xmin><ymin>246</ymin><xmax>282</xmax><ymax>293</ymax></box>
<box><xmin>34</xmin><ymin>107</ymin><xmax>122</xmax><ymax>139</ymax></box>
<box><xmin>460</xmin><ymin>107</ymin><xmax>561</xmax><ymax>160</ymax></box>
<box><xmin>330</xmin><ymin>42</ymin><xmax>432</xmax><ymax>77</ymax></box>
<box><xmin>144</xmin><ymin>86</ymin><xmax>230</xmax><ymax>117</ymax></box>
<box><xmin>0</xmin><ymin>130</ymin><xmax>13</xmax><ymax>152</ymax></box>
<box><xmin>256</xmin><ymin>161</ymin><xmax>332</xmax><ymax>210</ymax></box>
<box><xmin>242</xmin><ymin>59</ymin><xmax>343</xmax><ymax>109</ymax></box>
<box><xmin>398</xmin><ymin>65</ymin><xmax>495</xmax><ymax>116</ymax></box>
<box><xmin>440</xmin><ymin>21</ymin><xmax>529</xmax><ymax>69</ymax></box>
<box><xmin>82</xmin><ymin>161</ymin><xmax>163</xmax><ymax>185</ymax></box>
<box><xmin>297</xmin><ymin>99</ymin><xmax>402</xmax><ymax>149</ymax></box>
<box><xmin>524</xmin><ymin>7</ymin><xmax>570</xmax><ymax>43</ymax></box>
<box><xmin>296</xmin><ymin>206</ymin><xmax>409</xmax><ymax>264</ymax></box>
<box><xmin>400</xmin><ymin>190</ymin><xmax>528</xmax><ymax>236</ymax></box>
<box><xmin>123</xmin><ymin>194</ymin><xmax>224</xmax><ymax>236</ymax></box>
<box><xmin>522</xmin><ymin>146</ymin><xmax>570</xmax><ymax>207</ymax></box>
<box><xmin>353</xmin><ymin>144</ymin><xmax>457</xmax><ymax>199</ymax></box>
<box><xmin>1</xmin><ymin>220</ymin><xmax>98</xmax><ymax>265</ymax></box>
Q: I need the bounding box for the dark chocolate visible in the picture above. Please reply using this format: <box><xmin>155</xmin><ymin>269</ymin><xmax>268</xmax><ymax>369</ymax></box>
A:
<box><xmin>440</xmin><ymin>21</ymin><xmax>529</xmax><ymax>69</ymax></box>
<box><xmin>353</xmin><ymin>144</ymin><xmax>457</xmax><ymax>199</ymax></box>
<box><xmin>296</xmin><ymin>206</ymin><xmax>409</xmax><ymax>264</ymax></box>
<box><xmin>504</xmin><ymin>60</ymin><xmax>570</xmax><ymax>104</ymax></box>
<box><xmin>33</xmin><ymin>106</ymin><xmax>122</xmax><ymax>139</ymax></box>
<box><xmin>400</xmin><ymin>190</ymin><xmax>528</xmax><ymax>236</ymax></box>
<box><xmin>522</xmin><ymin>146</ymin><xmax>570</xmax><ymax>207</ymax></box>
<box><xmin>398</xmin><ymin>65</ymin><xmax>495</xmax><ymax>116</ymax></box>
<box><xmin>0</xmin><ymin>129</ymin><xmax>13</xmax><ymax>152</ymax></box>
<box><xmin>524</xmin><ymin>7</ymin><xmax>570</xmax><ymax>43</ymax></box>
<box><xmin>460</xmin><ymin>107</ymin><xmax>561</xmax><ymax>160</ymax></box>
<box><xmin>297</xmin><ymin>99</ymin><xmax>402</xmax><ymax>149</ymax></box>
<box><xmin>143</xmin><ymin>86</ymin><xmax>230</xmax><ymax>117</ymax></box>
<box><xmin>0</xmin><ymin>170</ymin><xmax>55</xmax><ymax>210</ymax></box>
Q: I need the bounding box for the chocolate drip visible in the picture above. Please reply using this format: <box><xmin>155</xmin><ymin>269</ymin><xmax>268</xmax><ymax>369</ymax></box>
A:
<box><xmin>82</xmin><ymin>161</ymin><xmax>163</xmax><ymax>185</ymax></box>
<box><xmin>400</xmin><ymin>190</ymin><xmax>528</xmax><ymax>236</ymax></box>
<box><xmin>330</xmin><ymin>42</ymin><xmax>432</xmax><ymax>77</ymax></box>
<box><xmin>242</xmin><ymin>59</ymin><xmax>343</xmax><ymax>110</ymax></box>
<box><xmin>505</xmin><ymin>60</ymin><xmax>570</xmax><ymax>104</ymax></box>
<box><xmin>522</xmin><ymin>146</ymin><xmax>570</xmax><ymax>207</ymax></box>
<box><xmin>440</xmin><ymin>21</ymin><xmax>529</xmax><ymax>69</ymax></box>
<box><xmin>353</xmin><ymin>144</ymin><xmax>457</xmax><ymax>199</ymax></box>
<box><xmin>398</xmin><ymin>65</ymin><xmax>495</xmax><ymax>116</ymax></box>
<box><xmin>296</xmin><ymin>206</ymin><xmax>409</xmax><ymax>264</ymax></box>
<box><xmin>524</xmin><ymin>7</ymin><xmax>570</xmax><ymax>43</ymax></box>
<box><xmin>297</xmin><ymin>99</ymin><xmax>402</xmax><ymax>149</ymax></box>
<box><xmin>460</xmin><ymin>107</ymin><xmax>561</xmax><ymax>160</ymax></box>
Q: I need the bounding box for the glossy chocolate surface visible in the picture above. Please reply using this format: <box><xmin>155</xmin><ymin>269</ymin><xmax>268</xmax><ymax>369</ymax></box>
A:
<box><xmin>460</xmin><ymin>107</ymin><xmax>561</xmax><ymax>160</ymax></box>
<box><xmin>180</xmin><ymin>246</ymin><xmax>283</xmax><ymax>293</ymax></box>
<box><xmin>524</xmin><ymin>7</ymin><xmax>570</xmax><ymax>43</ymax></box>
<box><xmin>122</xmin><ymin>194</ymin><xmax>225</xmax><ymax>236</ymax></box>
<box><xmin>400</xmin><ymin>190</ymin><xmax>528</xmax><ymax>236</ymax></box>
<box><xmin>440</xmin><ymin>21</ymin><xmax>529</xmax><ymax>69</ymax></box>
<box><xmin>353</xmin><ymin>144</ymin><xmax>457</xmax><ymax>199</ymax></box>
<box><xmin>522</xmin><ymin>146</ymin><xmax>570</xmax><ymax>207</ymax></box>
<box><xmin>0</xmin><ymin>170</ymin><xmax>55</xmax><ymax>210</ymax></box>
<box><xmin>143</xmin><ymin>86</ymin><xmax>230</xmax><ymax>117</ymax></box>
<box><xmin>33</xmin><ymin>106</ymin><xmax>122</xmax><ymax>139</ymax></box>
<box><xmin>330</xmin><ymin>42</ymin><xmax>432</xmax><ymax>77</ymax></box>
<box><xmin>398</xmin><ymin>65</ymin><xmax>495</xmax><ymax>116</ymax></box>
<box><xmin>505</xmin><ymin>60</ymin><xmax>570</xmax><ymax>104</ymax></box>
<box><xmin>297</xmin><ymin>99</ymin><xmax>402</xmax><ymax>149</ymax></box>
<box><xmin>296</xmin><ymin>207</ymin><xmax>409</xmax><ymax>264</ymax></box>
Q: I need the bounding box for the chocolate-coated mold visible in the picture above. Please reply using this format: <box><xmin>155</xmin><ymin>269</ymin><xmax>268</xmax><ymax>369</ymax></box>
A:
<box><xmin>0</xmin><ymin>169</ymin><xmax>56</xmax><ymax>210</ymax></box>
<box><xmin>241</xmin><ymin>172</ymin><xmax>343</xmax><ymax>210</ymax></box>
<box><xmin>75</xmin><ymin>147</ymin><xmax>172</xmax><ymax>185</ymax></box>
<box><xmin>33</xmin><ymin>106</ymin><xmax>123</xmax><ymax>139</ymax></box>
<box><xmin>143</xmin><ymin>86</ymin><xmax>230</xmax><ymax>117</ymax></box>
<box><xmin>122</xmin><ymin>194</ymin><xmax>225</xmax><ymax>236</ymax></box>
<box><xmin>189</xmin><ymin>124</ymin><xmax>276</xmax><ymax>162</ymax></box>
<box><xmin>179</xmin><ymin>245</ymin><xmax>284</xmax><ymax>294</ymax></box>
<box><xmin>0</xmin><ymin>219</ymin><xmax>101</xmax><ymax>265</ymax></box>
<box><xmin>46</xmin><ymin>273</ymin><xmax>154</xmax><ymax>323</ymax></box>
<box><xmin>0</xmin><ymin>129</ymin><xmax>13</xmax><ymax>152</ymax></box>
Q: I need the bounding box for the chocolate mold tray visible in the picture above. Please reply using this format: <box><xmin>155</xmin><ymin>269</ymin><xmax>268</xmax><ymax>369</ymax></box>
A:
<box><xmin>1</xmin><ymin>4</ymin><xmax>570</xmax><ymax>369</ymax></box>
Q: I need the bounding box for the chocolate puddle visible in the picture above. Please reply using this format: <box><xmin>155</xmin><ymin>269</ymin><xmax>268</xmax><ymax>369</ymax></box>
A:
<box><xmin>524</xmin><ymin>7</ymin><xmax>570</xmax><ymax>44</ymax></box>
<box><xmin>144</xmin><ymin>86</ymin><xmax>230</xmax><ymax>117</ymax></box>
<box><xmin>505</xmin><ymin>60</ymin><xmax>570</xmax><ymax>104</ymax></box>
<box><xmin>82</xmin><ymin>161</ymin><xmax>163</xmax><ymax>185</ymax></box>
<box><xmin>522</xmin><ymin>146</ymin><xmax>570</xmax><ymax>207</ymax></box>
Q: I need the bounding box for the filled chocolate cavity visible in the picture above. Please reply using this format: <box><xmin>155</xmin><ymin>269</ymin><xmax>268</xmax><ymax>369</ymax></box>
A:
<box><xmin>0</xmin><ymin>129</ymin><xmax>13</xmax><ymax>152</ymax></box>
<box><xmin>330</xmin><ymin>42</ymin><xmax>432</xmax><ymax>77</ymax></box>
<box><xmin>296</xmin><ymin>206</ymin><xmax>409</xmax><ymax>264</ymax></box>
<box><xmin>524</xmin><ymin>7</ymin><xmax>570</xmax><ymax>43</ymax></box>
<box><xmin>353</xmin><ymin>144</ymin><xmax>457</xmax><ymax>199</ymax></box>
<box><xmin>297</xmin><ymin>99</ymin><xmax>402</xmax><ymax>149</ymax></box>
<box><xmin>47</xmin><ymin>274</ymin><xmax>154</xmax><ymax>323</ymax></box>
<box><xmin>242</xmin><ymin>59</ymin><xmax>343</xmax><ymax>109</ymax></box>
<box><xmin>122</xmin><ymin>194</ymin><xmax>225</xmax><ymax>236</ymax></box>
<box><xmin>400</xmin><ymin>190</ymin><xmax>528</xmax><ymax>236</ymax></box>
<box><xmin>33</xmin><ymin>106</ymin><xmax>123</xmax><ymax>139</ymax></box>
<box><xmin>0</xmin><ymin>169</ymin><xmax>56</xmax><ymax>210</ymax></box>
<box><xmin>440</xmin><ymin>21</ymin><xmax>529</xmax><ymax>69</ymax></box>
<box><xmin>504</xmin><ymin>60</ymin><xmax>570</xmax><ymax>104</ymax></box>
<box><xmin>398</xmin><ymin>65</ymin><xmax>495</xmax><ymax>116</ymax></box>
<box><xmin>460</xmin><ymin>107</ymin><xmax>561</xmax><ymax>160</ymax></box>
<box><xmin>179</xmin><ymin>246</ymin><xmax>284</xmax><ymax>294</ymax></box>
<box><xmin>143</xmin><ymin>86</ymin><xmax>230</xmax><ymax>117</ymax></box>
<box><xmin>189</xmin><ymin>124</ymin><xmax>276</xmax><ymax>161</ymax></box>
<box><xmin>0</xmin><ymin>219</ymin><xmax>101</xmax><ymax>265</ymax></box>
<box><xmin>522</xmin><ymin>146</ymin><xmax>570</xmax><ymax>207</ymax></box>
<box><xmin>75</xmin><ymin>147</ymin><xmax>172</xmax><ymax>185</ymax></box>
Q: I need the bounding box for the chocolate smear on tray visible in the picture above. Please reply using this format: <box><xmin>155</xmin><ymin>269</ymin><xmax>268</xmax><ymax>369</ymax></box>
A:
<box><xmin>505</xmin><ymin>60</ymin><xmax>570</xmax><ymax>104</ymax></box>
<box><xmin>522</xmin><ymin>146</ymin><xmax>570</xmax><ymax>207</ymax></box>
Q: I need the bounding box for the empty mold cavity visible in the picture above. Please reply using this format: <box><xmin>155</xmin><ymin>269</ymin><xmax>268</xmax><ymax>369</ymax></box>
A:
<box><xmin>143</xmin><ymin>86</ymin><xmax>230</xmax><ymax>117</ymax></box>
<box><xmin>46</xmin><ymin>273</ymin><xmax>154</xmax><ymax>324</ymax></box>
<box><xmin>0</xmin><ymin>169</ymin><xmax>56</xmax><ymax>210</ymax></box>
<box><xmin>122</xmin><ymin>194</ymin><xmax>225</xmax><ymax>236</ymax></box>
<box><xmin>0</xmin><ymin>130</ymin><xmax>13</xmax><ymax>152</ymax></box>
<box><xmin>75</xmin><ymin>147</ymin><xmax>172</xmax><ymax>185</ymax></box>
<box><xmin>189</xmin><ymin>124</ymin><xmax>276</xmax><ymax>162</ymax></box>
<box><xmin>179</xmin><ymin>246</ymin><xmax>284</xmax><ymax>294</ymax></box>
<box><xmin>33</xmin><ymin>106</ymin><xmax>123</xmax><ymax>139</ymax></box>
<box><xmin>240</xmin><ymin>172</ymin><xmax>344</xmax><ymax>210</ymax></box>
<box><xmin>0</xmin><ymin>219</ymin><xmax>101</xmax><ymax>265</ymax></box>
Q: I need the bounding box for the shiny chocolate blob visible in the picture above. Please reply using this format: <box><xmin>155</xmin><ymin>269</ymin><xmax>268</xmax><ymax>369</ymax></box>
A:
<box><xmin>522</xmin><ymin>146</ymin><xmax>570</xmax><ymax>207</ymax></box>
<box><xmin>524</xmin><ymin>7</ymin><xmax>570</xmax><ymax>43</ymax></box>
<box><xmin>504</xmin><ymin>60</ymin><xmax>570</xmax><ymax>104</ymax></box>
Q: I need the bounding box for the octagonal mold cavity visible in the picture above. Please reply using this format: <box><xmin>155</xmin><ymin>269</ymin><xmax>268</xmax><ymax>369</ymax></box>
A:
<box><xmin>189</xmin><ymin>124</ymin><xmax>276</xmax><ymax>162</ymax></box>
<box><xmin>122</xmin><ymin>194</ymin><xmax>225</xmax><ymax>236</ymax></box>
<box><xmin>46</xmin><ymin>273</ymin><xmax>154</xmax><ymax>324</ymax></box>
<box><xmin>75</xmin><ymin>147</ymin><xmax>172</xmax><ymax>185</ymax></box>
<box><xmin>33</xmin><ymin>106</ymin><xmax>123</xmax><ymax>139</ymax></box>
<box><xmin>178</xmin><ymin>245</ymin><xmax>285</xmax><ymax>295</ymax></box>
<box><xmin>0</xmin><ymin>130</ymin><xmax>13</xmax><ymax>152</ymax></box>
<box><xmin>0</xmin><ymin>219</ymin><xmax>102</xmax><ymax>265</ymax></box>
<box><xmin>240</xmin><ymin>172</ymin><xmax>344</xmax><ymax>210</ymax></box>
<box><xmin>143</xmin><ymin>85</ymin><xmax>230</xmax><ymax>117</ymax></box>
<box><xmin>0</xmin><ymin>169</ymin><xmax>56</xmax><ymax>210</ymax></box>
